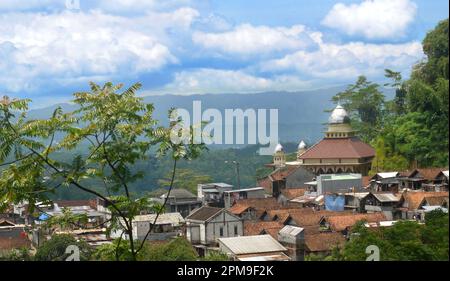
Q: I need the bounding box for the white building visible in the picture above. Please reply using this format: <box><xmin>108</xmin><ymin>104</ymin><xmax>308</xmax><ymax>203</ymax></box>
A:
<box><xmin>185</xmin><ymin>206</ymin><xmax>243</xmax><ymax>246</ymax></box>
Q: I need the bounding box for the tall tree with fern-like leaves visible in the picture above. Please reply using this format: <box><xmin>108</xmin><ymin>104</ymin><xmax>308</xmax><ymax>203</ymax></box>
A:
<box><xmin>0</xmin><ymin>82</ymin><xmax>206</xmax><ymax>260</ymax></box>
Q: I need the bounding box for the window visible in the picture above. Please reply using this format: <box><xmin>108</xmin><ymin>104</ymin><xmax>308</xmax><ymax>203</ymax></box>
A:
<box><xmin>219</xmin><ymin>227</ymin><xmax>224</xmax><ymax>237</ymax></box>
<box><xmin>234</xmin><ymin>225</ymin><xmax>238</xmax><ymax>235</ymax></box>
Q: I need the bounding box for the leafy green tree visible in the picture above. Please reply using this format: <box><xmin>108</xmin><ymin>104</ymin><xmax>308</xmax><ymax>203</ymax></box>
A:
<box><xmin>34</xmin><ymin>234</ymin><xmax>92</xmax><ymax>261</ymax></box>
<box><xmin>201</xmin><ymin>251</ymin><xmax>230</xmax><ymax>261</ymax></box>
<box><xmin>331</xmin><ymin>76</ymin><xmax>385</xmax><ymax>142</ymax></box>
<box><xmin>145</xmin><ymin>237</ymin><xmax>198</xmax><ymax>261</ymax></box>
<box><xmin>0</xmin><ymin>82</ymin><xmax>206</xmax><ymax>260</ymax></box>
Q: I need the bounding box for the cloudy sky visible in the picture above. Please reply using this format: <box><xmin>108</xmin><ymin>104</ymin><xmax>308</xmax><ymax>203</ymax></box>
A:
<box><xmin>0</xmin><ymin>0</ymin><xmax>448</xmax><ymax>107</ymax></box>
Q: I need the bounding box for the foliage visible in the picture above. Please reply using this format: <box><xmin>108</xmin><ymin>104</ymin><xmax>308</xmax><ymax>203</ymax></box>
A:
<box><xmin>0</xmin><ymin>247</ymin><xmax>33</xmax><ymax>261</ymax></box>
<box><xmin>92</xmin><ymin>239</ymin><xmax>152</xmax><ymax>261</ymax></box>
<box><xmin>330</xmin><ymin>19</ymin><xmax>449</xmax><ymax>172</ymax></box>
<box><xmin>201</xmin><ymin>250</ymin><xmax>230</xmax><ymax>261</ymax></box>
<box><xmin>332</xmin><ymin>76</ymin><xmax>385</xmax><ymax>142</ymax></box>
<box><xmin>158</xmin><ymin>169</ymin><xmax>212</xmax><ymax>194</ymax></box>
<box><xmin>34</xmin><ymin>234</ymin><xmax>92</xmax><ymax>261</ymax></box>
<box><xmin>0</xmin><ymin>82</ymin><xmax>206</xmax><ymax>260</ymax></box>
<box><xmin>145</xmin><ymin>237</ymin><xmax>198</xmax><ymax>261</ymax></box>
<box><xmin>330</xmin><ymin>211</ymin><xmax>449</xmax><ymax>261</ymax></box>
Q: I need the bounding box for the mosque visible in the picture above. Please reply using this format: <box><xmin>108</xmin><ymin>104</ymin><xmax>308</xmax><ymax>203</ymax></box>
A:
<box><xmin>272</xmin><ymin>105</ymin><xmax>375</xmax><ymax>176</ymax></box>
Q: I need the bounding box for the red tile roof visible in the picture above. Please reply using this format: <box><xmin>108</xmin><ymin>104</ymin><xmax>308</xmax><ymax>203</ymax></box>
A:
<box><xmin>324</xmin><ymin>213</ymin><xmax>387</xmax><ymax>232</ymax></box>
<box><xmin>244</xmin><ymin>221</ymin><xmax>283</xmax><ymax>238</ymax></box>
<box><xmin>55</xmin><ymin>200</ymin><xmax>97</xmax><ymax>209</ymax></box>
<box><xmin>281</xmin><ymin>188</ymin><xmax>307</xmax><ymax>200</ymax></box>
<box><xmin>299</xmin><ymin>137</ymin><xmax>375</xmax><ymax>159</ymax></box>
<box><xmin>408</xmin><ymin>168</ymin><xmax>449</xmax><ymax>181</ymax></box>
<box><xmin>228</xmin><ymin>204</ymin><xmax>252</xmax><ymax>215</ymax></box>
<box><xmin>402</xmin><ymin>191</ymin><xmax>449</xmax><ymax>210</ymax></box>
<box><xmin>304</xmin><ymin>232</ymin><xmax>346</xmax><ymax>252</ymax></box>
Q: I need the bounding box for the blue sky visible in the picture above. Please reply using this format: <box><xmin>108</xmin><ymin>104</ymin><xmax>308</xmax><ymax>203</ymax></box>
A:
<box><xmin>0</xmin><ymin>0</ymin><xmax>448</xmax><ymax>108</ymax></box>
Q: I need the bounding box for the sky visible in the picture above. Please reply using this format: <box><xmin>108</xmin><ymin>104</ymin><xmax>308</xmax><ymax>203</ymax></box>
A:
<box><xmin>0</xmin><ymin>0</ymin><xmax>448</xmax><ymax>108</ymax></box>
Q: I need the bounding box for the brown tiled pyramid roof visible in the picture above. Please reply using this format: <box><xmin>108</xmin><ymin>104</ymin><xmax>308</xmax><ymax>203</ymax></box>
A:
<box><xmin>325</xmin><ymin>213</ymin><xmax>386</xmax><ymax>232</ymax></box>
<box><xmin>402</xmin><ymin>191</ymin><xmax>449</xmax><ymax>210</ymax></box>
<box><xmin>299</xmin><ymin>137</ymin><xmax>375</xmax><ymax>159</ymax></box>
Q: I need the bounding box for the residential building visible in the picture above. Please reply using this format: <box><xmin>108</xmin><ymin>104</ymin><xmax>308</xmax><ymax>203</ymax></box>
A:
<box><xmin>277</xmin><ymin>225</ymin><xmax>305</xmax><ymax>261</ymax></box>
<box><xmin>185</xmin><ymin>206</ymin><xmax>243</xmax><ymax>247</ymax></box>
<box><xmin>111</xmin><ymin>212</ymin><xmax>185</xmax><ymax>241</ymax></box>
<box><xmin>223</xmin><ymin>187</ymin><xmax>265</xmax><ymax>208</ymax></box>
<box><xmin>197</xmin><ymin>183</ymin><xmax>233</xmax><ymax>207</ymax></box>
<box><xmin>304</xmin><ymin>232</ymin><xmax>346</xmax><ymax>258</ymax></box>
<box><xmin>364</xmin><ymin>192</ymin><xmax>402</xmax><ymax>220</ymax></box>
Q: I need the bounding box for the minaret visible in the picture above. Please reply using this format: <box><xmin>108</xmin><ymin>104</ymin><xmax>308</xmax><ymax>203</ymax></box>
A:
<box><xmin>325</xmin><ymin>105</ymin><xmax>356</xmax><ymax>138</ymax></box>
<box><xmin>297</xmin><ymin>140</ymin><xmax>307</xmax><ymax>160</ymax></box>
<box><xmin>273</xmin><ymin>143</ymin><xmax>286</xmax><ymax>168</ymax></box>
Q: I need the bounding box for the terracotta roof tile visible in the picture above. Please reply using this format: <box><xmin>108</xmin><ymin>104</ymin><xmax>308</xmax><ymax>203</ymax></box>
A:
<box><xmin>228</xmin><ymin>204</ymin><xmax>252</xmax><ymax>215</ymax></box>
<box><xmin>235</xmin><ymin>198</ymin><xmax>281</xmax><ymax>211</ymax></box>
<box><xmin>324</xmin><ymin>213</ymin><xmax>387</xmax><ymax>232</ymax></box>
<box><xmin>409</xmin><ymin>168</ymin><xmax>449</xmax><ymax>181</ymax></box>
<box><xmin>281</xmin><ymin>188</ymin><xmax>306</xmax><ymax>200</ymax></box>
<box><xmin>299</xmin><ymin>137</ymin><xmax>375</xmax><ymax>159</ymax></box>
<box><xmin>305</xmin><ymin>232</ymin><xmax>346</xmax><ymax>252</ymax></box>
<box><xmin>244</xmin><ymin>221</ymin><xmax>283</xmax><ymax>238</ymax></box>
<box><xmin>55</xmin><ymin>200</ymin><xmax>97</xmax><ymax>209</ymax></box>
<box><xmin>402</xmin><ymin>191</ymin><xmax>449</xmax><ymax>210</ymax></box>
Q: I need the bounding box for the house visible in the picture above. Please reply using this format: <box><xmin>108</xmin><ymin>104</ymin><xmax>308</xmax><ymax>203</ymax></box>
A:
<box><xmin>110</xmin><ymin>212</ymin><xmax>185</xmax><ymax>241</ymax></box>
<box><xmin>433</xmin><ymin>170</ymin><xmax>449</xmax><ymax>191</ymax></box>
<box><xmin>369</xmin><ymin>172</ymin><xmax>401</xmax><ymax>192</ymax></box>
<box><xmin>277</xmin><ymin>225</ymin><xmax>305</xmax><ymax>261</ymax></box>
<box><xmin>185</xmin><ymin>206</ymin><xmax>243</xmax><ymax>248</ymax></box>
<box><xmin>344</xmin><ymin>192</ymin><xmax>369</xmax><ymax>212</ymax></box>
<box><xmin>364</xmin><ymin>192</ymin><xmax>402</xmax><ymax>220</ymax></box>
<box><xmin>398</xmin><ymin>191</ymin><xmax>449</xmax><ymax>220</ymax></box>
<box><xmin>223</xmin><ymin>187</ymin><xmax>265</xmax><ymax>208</ymax></box>
<box><xmin>158</xmin><ymin>189</ymin><xmax>202</xmax><ymax>218</ymax></box>
<box><xmin>218</xmin><ymin>234</ymin><xmax>290</xmax><ymax>261</ymax></box>
<box><xmin>228</xmin><ymin>204</ymin><xmax>257</xmax><ymax>221</ymax></box>
<box><xmin>319</xmin><ymin>213</ymin><xmax>387</xmax><ymax>235</ymax></box>
<box><xmin>54</xmin><ymin>228</ymin><xmax>112</xmax><ymax>247</ymax></box>
<box><xmin>197</xmin><ymin>183</ymin><xmax>233</xmax><ymax>207</ymax></box>
<box><xmin>277</xmin><ymin>188</ymin><xmax>307</xmax><ymax>205</ymax></box>
<box><xmin>399</xmin><ymin>168</ymin><xmax>448</xmax><ymax>190</ymax></box>
<box><xmin>37</xmin><ymin>199</ymin><xmax>109</xmax><ymax>229</ymax></box>
<box><xmin>0</xmin><ymin>219</ymin><xmax>31</xmax><ymax>256</ymax></box>
<box><xmin>304</xmin><ymin>232</ymin><xmax>346</xmax><ymax>258</ymax></box>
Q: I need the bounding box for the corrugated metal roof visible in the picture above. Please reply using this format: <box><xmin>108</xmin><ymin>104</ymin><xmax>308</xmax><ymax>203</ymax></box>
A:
<box><xmin>238</xmin><ymin>253</ymin><xmax>290</xmax><ymax>261</ymax></box>
<box><xmin>218</xmin><ymin>235</ymin><xmax>286</xmax><ymax>255</ymax></box>
<box><xmin>134</xmin><ymin>213</ymin><xmax>185</xmax><ymax>225</ymax></box>
<box><xmin>372</xmin><ymin>193</ymin><xmax>400</xmax><ymax>202</ymax></box>
<box><xmin>443</xmin><ymin>171</ymin><xmax>449</xmax><ymax>178</ymax></box>
<box><xmin>377</xmin><ymin>172</ymin><xmax>399</xmax><ymax>179</ymax></box>
<box><xmin>279</xmin><ymin>225</ymin><xmax>304</xmax><ymax>236</ymax></box>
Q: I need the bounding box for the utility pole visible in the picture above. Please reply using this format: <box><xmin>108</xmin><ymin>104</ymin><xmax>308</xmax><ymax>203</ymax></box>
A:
<box><xmin>225</xmin><ymin>160</ymin><xmax>241</xmax><ymax>190</ymax></box>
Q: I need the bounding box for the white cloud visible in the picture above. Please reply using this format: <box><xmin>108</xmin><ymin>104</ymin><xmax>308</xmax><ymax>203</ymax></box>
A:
<box><xmin>0</xmin><ymin>8</ymin><xmax>200</xmax><ymax>92</ymax></box>
<box><xmin>155</xmin><ymin>68</ymin><xmax>313</xmax><ymax>95</ymax></box>
<box><xmin>0</xmin><ymin>0</ymin><xmax>63</xmax><ymax>11</ymax></box>
<box><xmin>192</xmin><ymin>24</ymin><xmax>316</xmax><ymax>55</ymax></box>
<box><xmin>322</xmin><ymin>0</ymin><xmax>417</xmax><ymax>39</ymax></box>
<box><xmin>261</xmin><ymin>35</ymin><xmax>424</xmax><ymax>79</ymax></box>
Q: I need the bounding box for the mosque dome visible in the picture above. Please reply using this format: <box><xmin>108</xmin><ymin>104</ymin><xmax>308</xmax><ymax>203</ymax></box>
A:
<box><xmin>298</xmin><ymin>140</ymin><xmax>307</xmax><ymax>149</ymax></box>
<box><xmin>274</xmin><ymin>143</ymin><xmax>284</xmax><ymax>153</ymax></box>
<box><xmin>328</xmin><ymin>105</ymin><xmax>350</xmax><ymax>124</ymax></box>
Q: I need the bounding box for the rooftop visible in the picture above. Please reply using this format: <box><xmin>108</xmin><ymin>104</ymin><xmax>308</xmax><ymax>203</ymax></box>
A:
<box><xmin>185</xmin><ymin>206</ymin><xmax>223</xmax><ymax>221</ymax></box>
<box><xmin>218</xmin><ymin>234</ymin><xmax>287</xmax><ymax>255</ymax></box>
<box><xmin>299</xmin><ymin>137</ymin><xmax>375</xmax><ymax>159</ymax></box>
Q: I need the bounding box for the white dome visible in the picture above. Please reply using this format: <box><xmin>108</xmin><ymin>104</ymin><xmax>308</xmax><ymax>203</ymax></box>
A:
<box><xmin>328</xmin><ymin>105</ymin><xmax>349</xmax><ymax>124</ymax></box>
<box><xmin>274</xmin><ymin>143</ymin><xmax>284</xmax><ymax>153</ymax></box>
<box><xmin>298</xmin><ymin>140</ymin><xmax>306</xmax><ymax>149</ymax></box>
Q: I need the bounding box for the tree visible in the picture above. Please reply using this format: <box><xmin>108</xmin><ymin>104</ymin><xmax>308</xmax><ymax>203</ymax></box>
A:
<box><xmin>158</xmin><ymin>169</ymin><xmax>212</xmax><ymax>194</ymax></box>
<box><xmin>0</xmin><ymin>82</ymin><xmax>206</xmax><ymax>260</ymax></box>
<box><xmin>331</xmin><ymin>76</ymin><xmax>385</xmax><ymax>142</ymax></box>
<box><xmin>34</xmin><ymin>234</ymin><xmax>92</xmax><ymax>261</ymax></box>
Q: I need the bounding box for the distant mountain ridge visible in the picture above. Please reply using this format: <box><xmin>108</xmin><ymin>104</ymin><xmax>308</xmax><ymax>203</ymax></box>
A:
<box><xmin>27</xmin><ymin>86</ymin><xmax>394</xmax><ymax>146</ymax></box>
